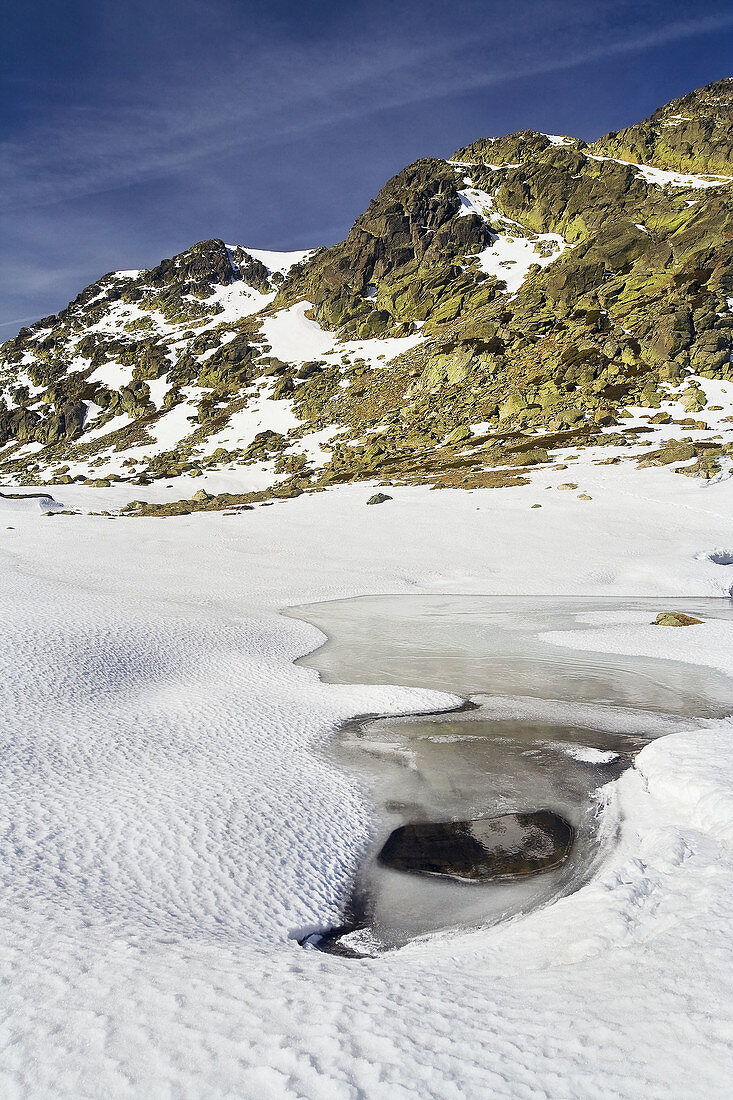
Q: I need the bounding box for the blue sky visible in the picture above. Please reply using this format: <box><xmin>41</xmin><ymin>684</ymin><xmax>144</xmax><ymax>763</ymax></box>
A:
<box><xmin>2</xmin><ymin>0</ymin><xmax>733</xmax><ymax>330</ymax></box>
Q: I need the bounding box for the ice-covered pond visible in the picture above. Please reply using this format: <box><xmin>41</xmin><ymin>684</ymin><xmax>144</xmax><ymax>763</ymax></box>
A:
<box><xmin>286</xmin><ymin>596</ymin><xmax>733</xmax><ymax>953</ymax></box>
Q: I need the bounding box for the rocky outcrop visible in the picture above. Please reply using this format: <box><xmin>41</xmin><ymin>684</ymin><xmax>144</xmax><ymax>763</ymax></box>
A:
<box><xmin>1</xmin><ymin>79</ymin><xmax>732</xmax><ymax>502</ymax></box>
<box><xmin>277</xmin><ymin>158</ymin><xmax>493</xmax><ymax>336</ymax></box>
<box><xmin>591</xmin><ymin>78</ymin><xmax>733</xmax><ymax>175</ymax></box>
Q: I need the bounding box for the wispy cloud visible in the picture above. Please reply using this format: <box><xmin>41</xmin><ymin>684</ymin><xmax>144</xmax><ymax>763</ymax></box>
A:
<box><xmin>4</xmin><ymin>2</ymin><xmax>731</xmax><ymax>213</ymax></box>
<box><xmin>0</xmin><ymin>316</ymin><xmax>43</xmax><ymax>330</ymax></box>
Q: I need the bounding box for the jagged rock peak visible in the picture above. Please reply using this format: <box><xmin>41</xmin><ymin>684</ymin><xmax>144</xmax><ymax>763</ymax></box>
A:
<box><xmin>277</xmin><ymin>157</ymin><xmax>493</xmax><ymax>338</ymax></box>
<box><xmin>451</xmin><ymin>130</ymin><xmax>585</xmax><ymax>166</ymax></box>
<box><xmin>591</xmin><ymin>77</ymin><xmax>733</xmax><ymax>174</ymax></box>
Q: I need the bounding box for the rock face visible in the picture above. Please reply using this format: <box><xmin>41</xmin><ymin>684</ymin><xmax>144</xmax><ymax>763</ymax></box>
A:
<box><xmin>378</xmin><ymin>811</ymin><xmax>573</xmax><ymax>882</ymax></box>
<box><xmin>1</xmin><ymin>78</ymin><xmax>733</xmax><ymax>508</ymax></box>
<box><xmin>279</xmin><ymin>159</ymin><xmax>494</xmax><ymax>339</ymax></box>
<box><xmin>590</xmin><ymin>79</ymin><xmax>733</xmax><ymax>176</ymax></box>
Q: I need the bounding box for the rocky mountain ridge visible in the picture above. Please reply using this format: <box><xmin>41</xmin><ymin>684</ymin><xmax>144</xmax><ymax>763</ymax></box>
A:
<box><xmin>2</xmin><ymin>78</ymin><xmax>732</xmax><ymax>514</ymax></box>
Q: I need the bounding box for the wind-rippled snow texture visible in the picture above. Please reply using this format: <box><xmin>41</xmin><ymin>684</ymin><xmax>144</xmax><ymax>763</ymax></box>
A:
<box><xmin>2</xmin><ymin>473</ymin><xmax>733</xmax><ymax>1097</ymax></box>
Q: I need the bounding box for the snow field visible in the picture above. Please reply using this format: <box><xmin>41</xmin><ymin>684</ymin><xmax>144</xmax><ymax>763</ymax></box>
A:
<box><xmin>2</xmin><ymin>445</ymin><xmax>733</xmax><ymax>1095</ymax></box>
<box><xmin>262</xmin><ymin>301</ymin><xmax>423</xmax><ymax>369</ymax></box>
<box><xmin>231</xmin><ymin>246</ymin><xmax>314</xmax><ymax>276</ymax></box>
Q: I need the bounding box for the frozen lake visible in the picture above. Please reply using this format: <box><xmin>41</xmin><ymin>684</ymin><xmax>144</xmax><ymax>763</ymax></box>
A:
<box><xmin>287</xmin><ymin>596</ymin><xmax>733</xmax><ymax>951</ymax></box>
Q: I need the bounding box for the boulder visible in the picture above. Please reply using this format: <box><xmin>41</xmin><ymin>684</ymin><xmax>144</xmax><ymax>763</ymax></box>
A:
<box><xmin>378</xmin><ymin>811</ymin><xmax>573</xmax><ymax>882</ymax></box>
<box><xmin>680</xmin><ymin>386</ymin><xmax>707</xmax><ymax>414</ymax></box>
<box><xmin>445</xmin><ymin>425</ymin><xmax>472</xmax><ymax>445</ymax></box>
<box><xmin>654</xmin><ymin>612</ymin><xmax>704</xmax><ymax>627</ymax></box>
<box><xmin>637</xmin><ymin>441</ymin><xmax>696</xmax><ymax>468</ymax></box>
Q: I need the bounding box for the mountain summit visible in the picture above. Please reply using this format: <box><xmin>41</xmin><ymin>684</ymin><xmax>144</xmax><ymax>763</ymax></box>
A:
<box><xmin>2</xmin><ymin>78</ymin><xmax>732</xmax><ymax>513</ymax></box>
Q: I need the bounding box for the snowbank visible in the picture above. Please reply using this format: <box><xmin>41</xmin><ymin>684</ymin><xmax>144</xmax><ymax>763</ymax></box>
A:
<box><xmin>637</xmin><ymin>728</ymin><xmax>733</xmax><ymax>842</ymax></box>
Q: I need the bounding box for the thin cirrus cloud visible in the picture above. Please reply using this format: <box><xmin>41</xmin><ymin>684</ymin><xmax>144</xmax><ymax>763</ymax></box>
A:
<box><xmin>4</xmin><ymin>5</ymin><xmax>733</xmax><ymax>213</ymax></box>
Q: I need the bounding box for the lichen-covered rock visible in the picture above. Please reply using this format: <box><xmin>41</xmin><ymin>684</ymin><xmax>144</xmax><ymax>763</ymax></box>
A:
<box><xmin>654</xmin><ymin>612</ymin><xmax>704</xmax><ymax>626</ymax></box>
<box><xmin>680</xmin><ymin>386</ymin><xmax>707</xmax><ymax>413</ymax></box>
<box><xmin>591</xmin><ymin>78</ymin><xmax>733</xmax><ymax>175</ymax></box>
<box><xmin>637</xmin><ymin>441</ymin><xmax>697</xmax><ymax>468</ymax></box>
<box><xmin>675</xmin><ymin>453</ymin><xmax>721</xmax><ymax>480</ymax></box>
<box><xmin>276</xmin><ymin>158</ymin><xmax>492</xmax><ymax>335</ymax></box>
